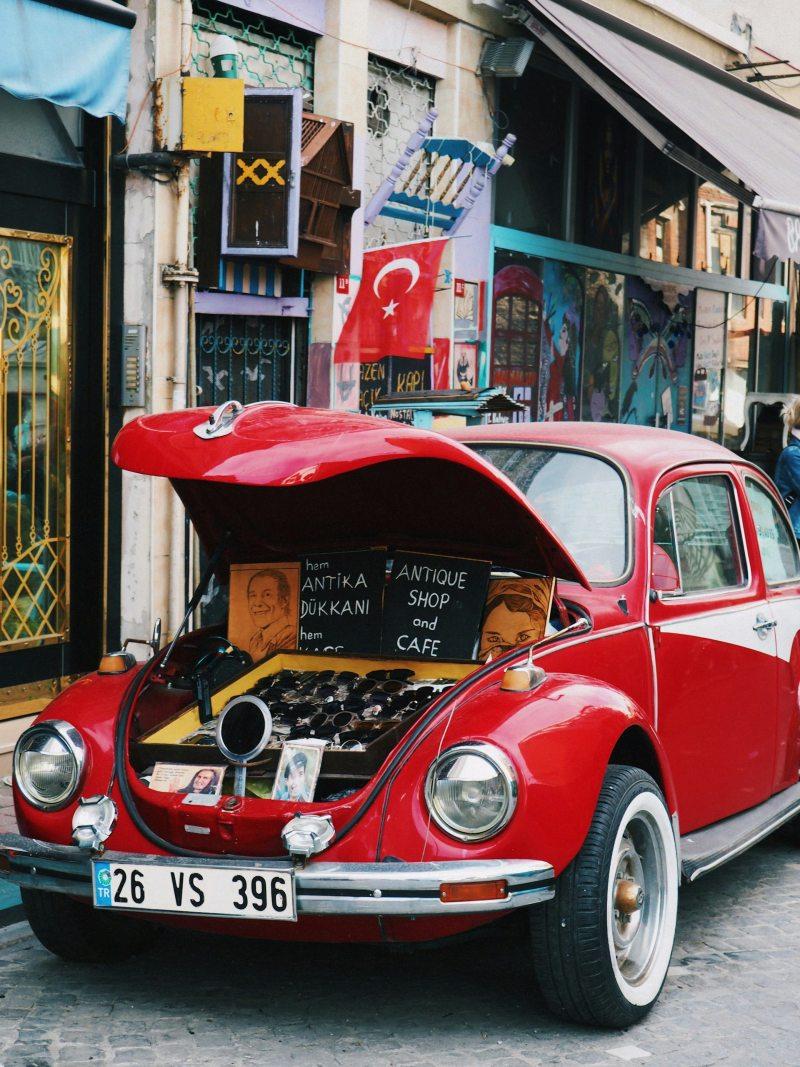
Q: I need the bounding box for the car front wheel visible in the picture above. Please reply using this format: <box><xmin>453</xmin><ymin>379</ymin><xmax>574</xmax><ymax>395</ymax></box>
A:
<box><xmin>530</xmin><ymin>765</ymin><xmax>679</xmax><ymax>1027</ymax></box>
<box><xmin>22</xmin><ymin>887</ymin><xmax>157</xmax><ymax>963</ymax></box>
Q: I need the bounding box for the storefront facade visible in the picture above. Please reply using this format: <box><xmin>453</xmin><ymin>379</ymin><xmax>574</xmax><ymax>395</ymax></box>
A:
<box><xmin>0</xmin><ymin>0</ymin><xmax>134</xmax><ymax>763</ymax></box>
<box><xmin>482</xmin><ymin>8</ymin><xmax>793</xmax><ymax>459</ymax></box>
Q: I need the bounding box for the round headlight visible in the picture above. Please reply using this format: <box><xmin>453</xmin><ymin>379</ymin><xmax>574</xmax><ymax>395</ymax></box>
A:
<box><xmin>13</xmin><ymin>721</ymin><xmax>85</xmax><ymax>811</ymax></box>
<box><xmin>424</xmin><ymin>743</ymin><xmax>517</xmax><ymax>842</ymax></box>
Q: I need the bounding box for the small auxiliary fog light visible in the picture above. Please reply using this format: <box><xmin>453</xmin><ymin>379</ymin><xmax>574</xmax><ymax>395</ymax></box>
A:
<box><xmin>439</xmin><ymin>879</ymin><xmax>508</xmax><ymax>904</ymax></box>
<box><xmin>281</xmin><ymin>814</ymin><xmax>335</xmax><ymax>860</ymax></box>
<box><xmin>72</xmin><ymin>795</ymin><xmax>118</xmax><ymax>853</ymax></box>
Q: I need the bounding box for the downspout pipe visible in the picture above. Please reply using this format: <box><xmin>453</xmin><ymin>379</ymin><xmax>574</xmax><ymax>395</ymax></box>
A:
<box><xmin>164</xmin><ymin>0</ymin><xmax>197</xmax><ymax>638</ymax></box>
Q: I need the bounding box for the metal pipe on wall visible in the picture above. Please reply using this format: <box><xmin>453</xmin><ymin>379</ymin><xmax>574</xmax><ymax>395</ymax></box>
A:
<box><xmin>166</xmin><ymin>0</ymin><xmax>196</xmax><ymax>637</ymax></box>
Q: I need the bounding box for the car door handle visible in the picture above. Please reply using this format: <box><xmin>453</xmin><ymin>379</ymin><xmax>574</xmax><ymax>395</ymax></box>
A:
<box><xmin>753</xmin><ymin>614</ymin><xmax>778</xmax><ymax>638</ymax></box>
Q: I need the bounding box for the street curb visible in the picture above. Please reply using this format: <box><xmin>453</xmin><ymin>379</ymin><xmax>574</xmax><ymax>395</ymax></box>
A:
<box><xmin>0</xmin><ymin>920</ymin><xmax>32</xmax><ymax>948</ymax></box>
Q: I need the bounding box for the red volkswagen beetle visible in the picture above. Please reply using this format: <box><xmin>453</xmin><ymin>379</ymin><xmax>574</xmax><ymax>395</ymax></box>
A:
<box><xmin>3</xmin><ymin>404</ymin><xmax>800</xmax><ymax>1029</ymax></box>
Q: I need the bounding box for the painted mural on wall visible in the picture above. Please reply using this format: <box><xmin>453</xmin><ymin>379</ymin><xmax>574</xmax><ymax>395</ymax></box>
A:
<box><xmin>620</xmin><ymin>276</ymin><xmax>693</xmax><ymax>431</ymax></box>
<box><xmin>538</xmin><ymin>260</ymin><xmax>584</xmax><ymax>422</ymax></box>
<box><xmin>582</xmin><ymin>270</ymin><xmax>624</xmax><ymax>422</ymax></box>
<box><xmin>491</xmin><ymin>253</ymin><xmax>544</xmax><ymax>420</ymax></box>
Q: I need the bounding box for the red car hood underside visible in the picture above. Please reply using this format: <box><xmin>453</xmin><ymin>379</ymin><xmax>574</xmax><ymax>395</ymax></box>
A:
<box><xmin>112</xmin><ymin>404</ymin><xmax>589</xmax><ymax>585</ymax></box>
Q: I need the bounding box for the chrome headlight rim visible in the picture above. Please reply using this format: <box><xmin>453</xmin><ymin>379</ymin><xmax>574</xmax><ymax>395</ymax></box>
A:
<box><xmin>424</xmin><ymin>741</ymin><xmax>518</xmax><ymax>843</ymax></box>
<box><xmin>13</xmin><ymin>720</ymin><xmax>86</xmax><ymax>812</ymax></box>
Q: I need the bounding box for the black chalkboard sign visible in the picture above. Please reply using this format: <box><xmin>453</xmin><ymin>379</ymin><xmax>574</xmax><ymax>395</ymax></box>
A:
<box><xmin>299</xmin><ymin>550</ymin><xmax>387</xmax><ymax>654</ymax></box>
<box><xmin>381</xmin><ymin>552</ymin><xmax>491</xmax><ymax>660</ymax></box>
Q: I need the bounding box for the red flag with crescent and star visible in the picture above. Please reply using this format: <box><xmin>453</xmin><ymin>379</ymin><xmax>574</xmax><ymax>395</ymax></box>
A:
<box><xmin>334</xmin><ymin>238</ymin><xmax>447</xmax><ymax>364</ymax></box>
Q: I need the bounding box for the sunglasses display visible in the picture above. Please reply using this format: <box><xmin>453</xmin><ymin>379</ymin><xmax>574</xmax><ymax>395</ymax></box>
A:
<box><xmin>182</xmin><ymin>668</ymin><xmax>457</xmax><ymax>751</ymax></box>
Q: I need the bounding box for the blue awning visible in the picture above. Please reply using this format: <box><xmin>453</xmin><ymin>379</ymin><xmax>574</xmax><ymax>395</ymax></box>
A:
<box><xmin>0</xmin><ymin>0</ymin><xmax>135</xmax><ymax>122</ymax></box>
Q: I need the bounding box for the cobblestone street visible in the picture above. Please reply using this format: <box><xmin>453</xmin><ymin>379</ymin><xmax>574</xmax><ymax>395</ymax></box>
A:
<box><xmin>0</xmin><ymin>781</ymin><xmax>799</xmax><ymax>1067</ymax></box>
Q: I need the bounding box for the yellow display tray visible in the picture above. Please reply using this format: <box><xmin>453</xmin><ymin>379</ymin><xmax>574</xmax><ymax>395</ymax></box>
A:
<box><xmin>141</xmin><ymin>650</ymin><xmax>476</xmax><ymax>747</ymax></box>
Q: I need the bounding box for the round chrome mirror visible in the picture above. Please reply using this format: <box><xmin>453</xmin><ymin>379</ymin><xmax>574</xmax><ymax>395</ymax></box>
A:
<box><xmin>215</xmin><ymin>694</ymin><xmax>273</xmax><ymax>765</ymax></box>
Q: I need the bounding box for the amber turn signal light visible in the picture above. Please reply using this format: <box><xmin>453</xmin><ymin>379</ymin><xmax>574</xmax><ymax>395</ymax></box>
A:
<box><xmin>98</xmin><ymin>652</ymin><xmax>137</xmax><ymax>675</ymax></box>
<box><xmin>439</xmin><ymin>879</ymin><xmax>508</xmax><ymax>904</ymax></box>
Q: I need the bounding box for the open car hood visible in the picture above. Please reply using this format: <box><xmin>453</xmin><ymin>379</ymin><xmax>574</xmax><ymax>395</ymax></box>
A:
<box><xmin>112</xmin><ymin>404</ymin><xmax>590</xmax><ymax>586</ymax></box>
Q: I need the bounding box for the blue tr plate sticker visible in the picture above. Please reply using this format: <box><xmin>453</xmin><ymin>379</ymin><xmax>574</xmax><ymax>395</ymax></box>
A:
<box><xmin>93</xmin><ymin>862</ymin><xmax>112</xmax><ymax>908</ymax></box>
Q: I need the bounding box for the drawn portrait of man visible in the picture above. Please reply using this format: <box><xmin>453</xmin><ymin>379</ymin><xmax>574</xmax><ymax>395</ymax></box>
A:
<box><xmin>228</xmin><ymin>563</ymin><xmax>300</xmax><ymax>661</ymax></box>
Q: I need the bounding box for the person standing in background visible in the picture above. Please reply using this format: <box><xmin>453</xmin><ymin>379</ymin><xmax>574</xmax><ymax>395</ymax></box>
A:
<box><xmin>775</xmin><ymin>398</ymin><xmax>800</xmax><ymax>537</ymax></box>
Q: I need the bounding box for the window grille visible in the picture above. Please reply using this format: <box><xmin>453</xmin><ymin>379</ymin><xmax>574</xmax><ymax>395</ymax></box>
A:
<box><xmin>196</xmin><ymin>315</ymin><xmax>307</xmax><ymax>407</ymax></box>
<box><xmin>366</xmin><ymin>56</ymin><xmax>436</xmax><ymax>248</ymax></box>
<box><xmin>191</xmin><ymin>3</ymin><xmax>314</xmax><ymax>97</ymax></box>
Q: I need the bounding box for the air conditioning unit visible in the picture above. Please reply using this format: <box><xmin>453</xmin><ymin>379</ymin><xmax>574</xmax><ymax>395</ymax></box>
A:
<box><xmin>479</xmin><ymin>37</ymin><xmax>535</xmax><ymax>78</ymax></box>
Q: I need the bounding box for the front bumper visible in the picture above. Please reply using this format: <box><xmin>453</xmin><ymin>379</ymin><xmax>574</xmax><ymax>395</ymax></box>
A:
<box><xmin>0</xmin><ymin>832</ymin><xmax>554</xmax><ymax>916</ymax></box>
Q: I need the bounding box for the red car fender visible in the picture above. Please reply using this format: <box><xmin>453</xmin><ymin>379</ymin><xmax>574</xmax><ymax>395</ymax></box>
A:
<box><xmin>376</xmin><ymin>672</ymin><xmax>676</xmax><ymax>878</ymax></box>
<box><xmin>13</xmin><ymin>671</ymin><xmax>140</xmax><ymax>846</ymax></box>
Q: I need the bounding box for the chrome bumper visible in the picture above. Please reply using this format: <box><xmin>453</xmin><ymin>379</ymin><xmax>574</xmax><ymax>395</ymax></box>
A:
<box><xmin>0</xmin><ymin>833</ymin><xmax>554</xmax><ymax>916</ymax></box>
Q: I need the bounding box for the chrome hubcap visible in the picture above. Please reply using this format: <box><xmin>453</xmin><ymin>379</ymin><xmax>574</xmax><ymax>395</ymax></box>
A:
<box><xmin>610</xmin><ymin>812</ymin><xmax>667</xmax><ymax>987</ymax></box>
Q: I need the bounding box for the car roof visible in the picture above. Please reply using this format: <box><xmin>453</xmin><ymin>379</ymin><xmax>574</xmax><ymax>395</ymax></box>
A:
<box><xmin>451</xmin><ymin>422</ymin><xmax>742</xmax><ymax>484</ymax></box>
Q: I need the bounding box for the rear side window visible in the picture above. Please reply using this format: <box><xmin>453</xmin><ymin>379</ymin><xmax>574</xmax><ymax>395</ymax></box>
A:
<box><xmin>653</xmin><ymin>475</ymin><xmax>746</xmax><ymax>594</ymax></box>
<box><xmin>745</xmin><ymin>478</ymin><xmax>800</xmax><ymax>584</ymax></box>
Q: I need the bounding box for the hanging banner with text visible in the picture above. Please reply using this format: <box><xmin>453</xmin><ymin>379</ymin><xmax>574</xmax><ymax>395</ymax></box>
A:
<box><xmin>299</xmin><ymin>550</ymin><xmax>387</xmax><ymax>654</ymax></box>
<box><xmin>381</xmin><ymin>552</ymin><xmax>490</xmax><ymax>660</ymax></box>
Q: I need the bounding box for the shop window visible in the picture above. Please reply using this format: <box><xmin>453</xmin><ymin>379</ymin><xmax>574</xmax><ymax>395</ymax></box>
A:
<box><xmin>694</xmin><ymin>183</ymin><xmax>740</xmax><ymax>275</ymax></box>
<box><xmin>494</xmin><ymin>66</ymin><xmax>570</xmax><ymax>239</ymax></box>
<box><xmin>576</xmin><ymin>93</ymin><xmax>629</xmax><ymax>254</ymax></box>
<box><xmin>722</xmin><ymin>294</ymin><xmax>757</xmax><ymax>448</ymax></box>
<box><xmin>691</xmin><ymin>290</ymin><xmax>725</xmax><ymax>442</ymax></box>
<box><xmin>756</xmin><ymin>298</ymin><xmax>786</xmax><ymax>394</ymax></box>
<box><xmin>0</xmin><ymin>229</ymin><xmax>71</xmax><ymax>650</ymax></box>
<box><xmin>638</xmin><ymin>141</ymin><xmax>690</xmax><ymax>266</ymax></box>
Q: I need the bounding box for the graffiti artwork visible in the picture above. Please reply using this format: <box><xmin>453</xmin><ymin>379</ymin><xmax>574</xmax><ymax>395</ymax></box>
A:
<box><xmin>621</xmin><ymin>277</ymin><xmax>693</xmax><ymax>431</ymax></box>
<box><xmin>538</xmin><ymin>261</ymin><xmax>584</xmax><ymax>422</ymax></box>
<box><xmin>582</xmin><ymin>271</ymin><xmax>624</xmax><ymax>422</ymax></box>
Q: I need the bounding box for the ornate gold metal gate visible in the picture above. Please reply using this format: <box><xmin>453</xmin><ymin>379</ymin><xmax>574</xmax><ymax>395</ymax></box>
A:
<box><xmin>0</xmin><ymin>228</ymin><xmax>71</xmax><ymax>651</ymax></box>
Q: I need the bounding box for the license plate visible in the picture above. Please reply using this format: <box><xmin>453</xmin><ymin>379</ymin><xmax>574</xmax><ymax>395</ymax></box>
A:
<box><xmin>92</xmin><ymin>860</ymin><xmax>296</xmax><ymax>921</ymax></box>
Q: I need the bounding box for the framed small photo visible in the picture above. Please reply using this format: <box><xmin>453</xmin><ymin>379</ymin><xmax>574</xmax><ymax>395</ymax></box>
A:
<box><xmin>228</xmin><ymin>562</ymin><xmax>300</xmax><ymax>661</ymax></box>
<box><xmin>271</xmin><ymin>742</ymin><xmax>324</xmax><ymax>803</ymax></box>
<box><xmin>149</xmin><ymin>763</ymin><xmax>225</xmax><ymax>797</ymax></box>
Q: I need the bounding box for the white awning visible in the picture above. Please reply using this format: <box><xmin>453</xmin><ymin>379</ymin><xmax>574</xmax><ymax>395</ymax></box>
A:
<box><xmin>522</xmin><ymin>0</ymin><xmax>800</xmax><ymax>260</ymax></box>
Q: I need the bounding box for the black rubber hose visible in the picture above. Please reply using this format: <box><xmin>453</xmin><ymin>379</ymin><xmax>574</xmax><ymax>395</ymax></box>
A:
<box><xmin>112</xmin><ymin>632</ymin><xmax>574</xmax><ymax>859</ymax></box>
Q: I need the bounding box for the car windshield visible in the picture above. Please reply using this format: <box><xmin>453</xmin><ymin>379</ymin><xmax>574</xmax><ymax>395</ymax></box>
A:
<box><xmin>468</xmin><ymin>445</ymin><xmax>629</xmax><ymax>583</ymax></box>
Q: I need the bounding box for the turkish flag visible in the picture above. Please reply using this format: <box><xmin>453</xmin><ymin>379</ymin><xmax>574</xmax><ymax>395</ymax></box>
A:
<box><xmin>334</xmin><ymin>238</ymin><xmax>447</xmax><ymax>365</ymax></box>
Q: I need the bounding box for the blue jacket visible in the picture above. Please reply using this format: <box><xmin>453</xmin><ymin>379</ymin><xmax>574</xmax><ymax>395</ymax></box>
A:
<box><xmin>775</xmin><ymin>437</ymin><xmax>800</xmax><ymax>536</ymax></box>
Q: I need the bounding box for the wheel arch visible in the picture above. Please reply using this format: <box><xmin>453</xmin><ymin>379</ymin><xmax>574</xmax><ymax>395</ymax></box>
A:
<box><xmin>607</xmin><ymin>724</ymin><xmax>678</xmax><ymax>821</ymax></box>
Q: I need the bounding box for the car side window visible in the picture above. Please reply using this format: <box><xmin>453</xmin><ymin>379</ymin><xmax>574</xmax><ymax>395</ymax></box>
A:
<box><xmin>653</xmin><ymin>475</ymin><xmax>746</xmax><ymax>595</ymax></box>
<box><xmin>744</xmin><ymin>478</ymin><xmax>800</xmax><ymax>584</ymax></box>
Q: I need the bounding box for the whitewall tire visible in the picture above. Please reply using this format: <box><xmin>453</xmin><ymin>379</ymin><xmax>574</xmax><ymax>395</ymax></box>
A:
<box><xmin>530</xmin><ymin>765</ymin><xmax>679</xmax><ymax>1027</ymax></box>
